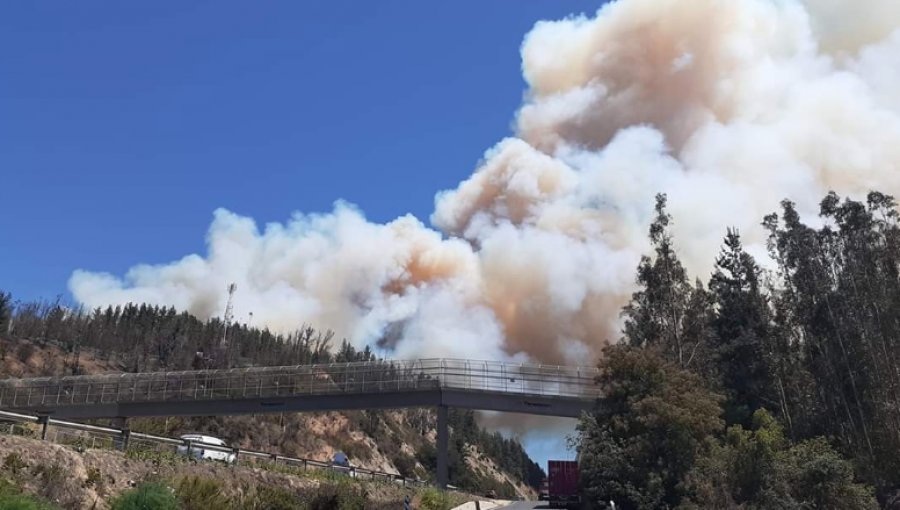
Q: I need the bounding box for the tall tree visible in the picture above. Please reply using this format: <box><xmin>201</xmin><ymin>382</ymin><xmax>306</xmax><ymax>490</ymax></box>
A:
<box><xmin>0</xmin><ymin>292</ymin><xmax>11</xmax><ymax>334</ymax></box>
<box><xmin>623</xmin><ymin>193</ymin><xmax>712</xmax><ymax>370</ymax></box>
<box><xmin>577</xmin><ymin>345</ymin><xmax>723</xmax><ymax>510</ymax></box>
<box><xmin>764</xmin><ymin>193</ymin><xmax>900</xmax><ymax>490</ymax></box>
<box><xmin>708</xmin><ymin>229</ymin><xmax>777</xmax><ymax>426</ymax></box>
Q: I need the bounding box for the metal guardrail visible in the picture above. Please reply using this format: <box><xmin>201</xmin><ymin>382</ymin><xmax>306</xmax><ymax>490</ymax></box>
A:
<box><xmin>0</xmin><ymin>358</ymin><xmax>601</xmax><ymax>409</ymax></box>
<box><xmin>0</xmin><ymin>409</ymin><xmax>427</xmax><ymax>486</ymax></box>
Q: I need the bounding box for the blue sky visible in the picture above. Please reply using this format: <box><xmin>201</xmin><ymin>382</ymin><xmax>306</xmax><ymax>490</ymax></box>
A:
<box><xmin>1</xmin><ymin>1</ymin><xmax>606</xmax><ymax>470</ymax></box>
<box><xmin>0</xmin><ymin>1</ymin><xmax>601</xmax><ymax>302</ymax></box>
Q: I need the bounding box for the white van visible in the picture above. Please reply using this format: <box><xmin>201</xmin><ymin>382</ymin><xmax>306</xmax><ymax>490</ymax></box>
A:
<box><xmin>176</xmin><ymin>434</ymin><xmax>236</xmax><ymax>464</ymax></box>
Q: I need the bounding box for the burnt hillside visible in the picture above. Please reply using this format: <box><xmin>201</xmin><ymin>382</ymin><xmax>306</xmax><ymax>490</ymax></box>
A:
<box><xmin>0</xmin><ymin>294</ymin><xmax>543</xmax><ymax>498</ymax></box>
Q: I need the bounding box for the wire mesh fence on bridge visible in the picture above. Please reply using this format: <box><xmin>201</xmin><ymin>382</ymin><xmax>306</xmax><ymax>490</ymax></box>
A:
<box><xmin>0</xmin><ymin>409</ymin><xmax>428</xmax><ymax>487</ymax></box>
<box><xmin>0</xmin><ymin>358</ymin><xmax>601</xmax><ymax>409</ymax></box>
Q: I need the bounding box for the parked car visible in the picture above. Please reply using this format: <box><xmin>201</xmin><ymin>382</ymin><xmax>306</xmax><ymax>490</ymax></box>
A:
<box><xmin>176</xmin><ymin>434</ymin><xmax>236</xmax><ymax>464</ymax></box>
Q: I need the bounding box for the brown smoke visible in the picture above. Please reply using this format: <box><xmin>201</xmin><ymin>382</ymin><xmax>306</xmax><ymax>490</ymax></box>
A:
<box><xmin>72</xmin><ymin>0</ymin><xmax>900</xmax><ymax>366</ymax></box>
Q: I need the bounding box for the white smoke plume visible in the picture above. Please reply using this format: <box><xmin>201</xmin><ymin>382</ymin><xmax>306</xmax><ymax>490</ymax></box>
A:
<box><xmin>72</xmin><ymin>0</ymin><xmax>900</xmax><ymax>365</ymax></box>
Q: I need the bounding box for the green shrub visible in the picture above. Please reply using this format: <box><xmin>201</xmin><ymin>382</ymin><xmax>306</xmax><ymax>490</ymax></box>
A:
<box><xmin>125</xmin><ymin>448</ymin><xmax>182</xmax><ymax>467</ymax></box>
<box><xmin>2</xmin><ymin>454</ymin><xmax>27</xmax><ymax>476</ymax></box>
<box><xmin>175</xmin><ymin>476</ymin><xmax>231</xmax><ymax>510</ymax></box>
<box><xmin>9</xmin><ymin>424</ymin><xmax>36</xmax><ymax>439</ymax></box>
<box><xmin>245</xmin><ymin>486</ymin><xmax>305</xmax><ymax>510</ymax></box>
<box><xmin>110</xmin><ymin>483</ymin><xmax>178</xmax><ymax>510</ymax></box>
<box><xmin>0</xmin><ymin>493</ymin><xmax>58</xmax><ymax>510</ymax></box>
<box><xmin>15</xmin><ymin>343</ymin><xmax>35</xmax><ymax>363</ymax></box>
<box><xmin>0</xmin><ymin>478</ymin><xmax>57</xmax><ymax>510</ymax></box>
<box><xmin>681</xmin><ymin>410</ymin><xmax>878</xmax><ymax>510</ymax></box>
<box><xmin>308</xmin><ymin>483</ymin><xmax>366</xmax><ymax>510</ymax></box>
<box><xmin>32</xmin><ymin>462</ymin><xmax>79</xmax><ymax>508</ymax></box>
<box><xmin>84</xmin><ymin>467</ymin><xmax>103</xmax><ymax>490</ymax></box>
<box><xmin>391</xmin><ymin>453</ymin><xmax>417</xmax><ymax>479</ymax></box>
<box><xmin>780</xmin><ymin>437</ymin><xmax>877</xmax><ymax>509</ymax></box>
<box><xmin>419</xmin><ymin>488</ymin><xmax>454</xmax><ymax>510</ymax></box>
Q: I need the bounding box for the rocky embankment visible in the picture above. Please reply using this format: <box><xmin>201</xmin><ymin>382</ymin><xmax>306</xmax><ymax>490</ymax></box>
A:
<box><xmin>0</xmin><ymin>434</ymin><xmax>473</xmax><ymax>509</ymax></box>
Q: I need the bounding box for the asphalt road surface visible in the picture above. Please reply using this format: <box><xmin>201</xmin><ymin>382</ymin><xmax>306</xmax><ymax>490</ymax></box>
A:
<box><xmin>496</xmin><ymin>502</ymin><xmax>550</xmax><ymax>510</ymax></box>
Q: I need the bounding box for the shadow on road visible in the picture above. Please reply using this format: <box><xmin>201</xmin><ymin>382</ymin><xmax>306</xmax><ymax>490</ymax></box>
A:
<box><xmin>495</xmin><ymin>502</ymin><xmax>555</xmax><ymax>510</ymax></box>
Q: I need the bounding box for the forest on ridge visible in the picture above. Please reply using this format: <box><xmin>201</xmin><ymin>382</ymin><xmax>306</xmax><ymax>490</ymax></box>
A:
<box><xmin>578</xmin><ymin>191</ymin><xmax>900</xmax><ymax>509</ymax></box>
<box><xmin>0</xmin><ymin>292</ymin><xmax>543</xmax><ymax>497</ymax></box>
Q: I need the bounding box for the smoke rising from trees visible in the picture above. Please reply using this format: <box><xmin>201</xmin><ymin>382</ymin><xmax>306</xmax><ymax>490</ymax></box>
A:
<box><xmin>71</xmin><ymin>0</ymin><xmax>900</xmax><ymax>363</ymax></box>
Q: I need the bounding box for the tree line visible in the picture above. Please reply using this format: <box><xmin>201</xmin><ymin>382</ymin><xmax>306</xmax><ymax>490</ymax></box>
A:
<box><xmin>578</xmin><ymin>191</ymin><xmax>900</xmax><ymax>509</ymax></box>
<box><xmin>447</xmin><ymin>409</ymin><xmax>544</xmax><ymax>493</ymax></box>
<box><xmin>0</xmin><ymin>296</ymin><xmax>344</xmax><ymax>373</ymax></box>
<box><xmin>0</xmin><ymin>290</ymin><xmax>544</xmax><ymax>494</ymax></box>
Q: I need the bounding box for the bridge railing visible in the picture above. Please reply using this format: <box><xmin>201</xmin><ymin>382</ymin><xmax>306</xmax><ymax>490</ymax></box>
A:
<box><xmin>0</xmin><ymin>358</ymin><xmax>600</xmax><ymax>409</ymax></box>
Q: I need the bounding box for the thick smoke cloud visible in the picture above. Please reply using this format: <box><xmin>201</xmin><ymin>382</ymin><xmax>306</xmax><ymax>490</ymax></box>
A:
<box><xmin>72</xmin><ymin>0</ymin><xmax>900</xmax><ymax>365</ymax></box>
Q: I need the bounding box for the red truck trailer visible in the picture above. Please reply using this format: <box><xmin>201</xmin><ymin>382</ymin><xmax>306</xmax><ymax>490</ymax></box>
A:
<box><xmin>547</xmin><ymin>460</ymin><xmax>580</xmax><ymax>508</ymax></box>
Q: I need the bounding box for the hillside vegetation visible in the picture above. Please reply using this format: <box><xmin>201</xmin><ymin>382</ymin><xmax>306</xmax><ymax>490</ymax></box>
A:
<box><xmin>0</xmin><ymin>296</ymin><xmax>542</xmax><ymax>499</ymax></box>
<box><xmin>576</xmin><ymin>192</ymin><xmax>900</xmax><ymax>509</ymax></box>
<box><xmin>0</xmin><ymin>434</ymin><xmax>472</xmax><ymax>510</ymax></box>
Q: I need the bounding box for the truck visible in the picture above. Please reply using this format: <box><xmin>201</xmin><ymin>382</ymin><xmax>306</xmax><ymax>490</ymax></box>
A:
<box><xmin>539</xmin><ymin>478</ymin><xmax>549</xmax><ymax>500</ymax></box>
<box><xmin>547</xmin><ymin>460</ymin><xmax>580</xmax><ymax>509</ymax></box>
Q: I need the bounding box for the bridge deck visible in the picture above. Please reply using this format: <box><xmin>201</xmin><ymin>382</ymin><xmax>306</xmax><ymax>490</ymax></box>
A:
<box><xmin>0</xmin><ymin>358</ymin><xmax>601</xmax><ymax>419</ymax></box>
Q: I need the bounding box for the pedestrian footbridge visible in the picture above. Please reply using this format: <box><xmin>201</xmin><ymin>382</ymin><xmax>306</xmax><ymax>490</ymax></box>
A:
<box><xmin>0</xmin><ymin>358</ymin><xmax>600</xmax><ymax>419</ymax></box>
<box><xmin>0</xmin><ymin>358</ymin><xmax>601</xmax><ymax>487</ymax></box>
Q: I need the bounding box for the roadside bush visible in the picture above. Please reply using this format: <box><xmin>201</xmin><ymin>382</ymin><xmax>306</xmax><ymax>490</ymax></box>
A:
<box><xmin>680</xmin><ymin>410</ymin><xmax>877</xmax><ymax>510</ymax></box>
<box><xmin>32</xmin><ymin>462</ymin><xmax>80</xmax><ymax>508</ymax></box>
<box><xmin>419</xmin><ymin>488</ymin><xmax>454</xmax><ymax>510</ymax></box>
<box><xmin>84</xmin><ymin>467</ymin><xmax>104</xmax><ymax>492</ymax></box>
<box><xmin>780</xmin><ymin>437</ymin><xmax>877</xmax><ymax>509</ymax></box>
<box><xmin>128</xmin><ymin>417</ymin><xmax>182</xmax><ymax>436</ymax></box>
<box><xmin>2</xmin><ymin>453</ymin><xmax>27</xmax><ymax>475</ymax></box>
<box><xmin>15</xmin><ymin>342</ymin><xmax>35</xmax><ymax>363</ymax></box>
<box><xmin>0</xmin><ymin>493</ymin><xmax>57</xmax><ymax>510</ymax></box>
<box><xmin>110</xmin><ymin>483</ymin><xmax>178</xmax><ymax>510</ymax></box>
<box><xmin>244</xmin><ymin>485</ymin><xmax>305</xmax><ymax>510</ymax></box>
<box><xmin>0</xmin><ymin>478</ymin><xmax>57</xmax><ymax>510</ymax></box>
<box><xmin>175</xmin><ymin>476</ymin><xmax>231</xmax><ymax>510</ymax></box>
<box><xmin>9</xmin><ymin>423</ymin><xmax>36</xmax><ymax>439</ymax></box>
<box><xmin>392</xmin><ymin>453</ymin><xmax>417</xmax><ymax>479</ymax></box>
<box><xmin>125</xmin><ymin>447</ymin><xmax>183</xmax><ymax>467</ymax></box>
<box><xmin>308</xmin><ymin>483</ymin><xmax>366</xmax><ymax>510</ymax></box>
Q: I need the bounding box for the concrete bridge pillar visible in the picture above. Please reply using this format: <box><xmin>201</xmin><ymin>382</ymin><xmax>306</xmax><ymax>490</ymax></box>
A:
<box><xmin>436</xmin><ymin>405</ymin><xmax>448</xmax><ymax>489</ymax></box>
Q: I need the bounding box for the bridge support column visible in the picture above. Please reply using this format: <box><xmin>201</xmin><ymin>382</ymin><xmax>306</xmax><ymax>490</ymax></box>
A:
<box><xmin>436</xmin><ymin>405</ymin><xmax>448</xmax><ymax>489</ymax></box>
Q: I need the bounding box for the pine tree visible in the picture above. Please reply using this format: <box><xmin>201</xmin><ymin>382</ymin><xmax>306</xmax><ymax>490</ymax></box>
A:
<box><xmin>0</xmin><ymin>292</ymin><xmax>12</xmax><ymax>334</ymax></box>
<box><xmin>708</xmin><ymin>229</ymin><xmax>776</xmax><ymax>426</ymax></box>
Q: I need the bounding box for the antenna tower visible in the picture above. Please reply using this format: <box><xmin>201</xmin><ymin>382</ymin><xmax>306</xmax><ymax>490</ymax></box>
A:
<box><xmin>222</xmin><ymin>283</ymin><xmax>237</xmax><ymax>346</ymax></box>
